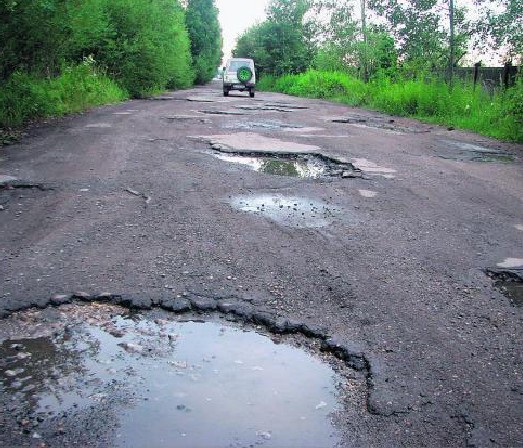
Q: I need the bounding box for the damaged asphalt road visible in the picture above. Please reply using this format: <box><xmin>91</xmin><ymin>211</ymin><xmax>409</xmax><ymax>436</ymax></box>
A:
<box><xmin>0</xmin><ymin>81</ymin><xmax>522</xmax><ymax>447</ymax></box>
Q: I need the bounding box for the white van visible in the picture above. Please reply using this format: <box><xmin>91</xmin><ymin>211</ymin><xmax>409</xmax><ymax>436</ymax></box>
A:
<box><xmin>222</xmin><ymin>58</ymin><xmax>256</xmax><ymax>98</ymax></box>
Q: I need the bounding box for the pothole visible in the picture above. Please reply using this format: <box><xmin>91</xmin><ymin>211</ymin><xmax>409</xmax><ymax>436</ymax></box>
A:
<box><xmin>210</xmin><ymin>151</ymin><xmax>359</xmax><ymax>179</ymax></box>
<box><xmin>230</xmin><ymin>194</ymin><xmax>348</xmax><ymax>228</ymax></box>
<box><xmin>0</xmin><ymin>177</ymin><xmax>49</xmax><ymax>191</ymax></box>
<box><xmin>225</xmin><ymin>120</ymin><xmax>302</xmax><ymax>131</ymax></box>
<box><xmin>0</xmin><ymin>303</ymin><xmax>364</xmax><ymax>448</ymax></box>
<box><xmin>332</xmin><ymin>116</ymin><xmax>427</xmax><ymax>134</ymax></box>
<box><xmin>486</xmin><ymin>268</ymin><xmax>523</xmax><ymax>307</ymax></box>
<box><xmin>199</xmin><ymin>110</ymin><xmax>247</xmax><ymax>116</ymax></box>
<box><xmin>437</xmin><ymin>141</ymin><xmax>515</xmax><ymax>163</ymax></box>
<box><xmin>234</xmin><ymin>105</ymin><xmax>295</xmax><ymax>113</ymax></box>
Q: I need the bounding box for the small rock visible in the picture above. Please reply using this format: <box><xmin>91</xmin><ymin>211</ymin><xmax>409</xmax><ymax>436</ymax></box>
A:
<box><xmin>50</xmin><ymin>294</ymin><xmax>73</xmax><ymax>306</ymax></box>
<box><xmin>73</xmin><ymin>291</ymin><xmax>91</xmax><ymax>301</ymax></box>
<box><xmin>161</xmin><ymin>297</ymin><xmax>191</xmax><ymax>312</ymax></box>
<box><xmin>342</xmin><ymin>170</ymin><xmax>359</xmax><ymax>178</ymax></box>
<box><xmin>256</xmin><ymin>430</ymin><xmax>272</xmax><ymax>440</ymax></box>
<box><xmin>118</xmin><ymin>343</ymin><xmax>143</xmax><ymax>354</ymax></box>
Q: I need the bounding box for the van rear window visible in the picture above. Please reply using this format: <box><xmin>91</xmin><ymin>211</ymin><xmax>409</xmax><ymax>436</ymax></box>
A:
<box><xmin>228</xmin><ymin>60</ymin><xmax>252</xmax><ymax>72</ymax></box>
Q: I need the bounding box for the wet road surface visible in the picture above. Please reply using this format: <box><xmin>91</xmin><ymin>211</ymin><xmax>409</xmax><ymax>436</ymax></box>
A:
<box><xmin>0</xmin><ymin>81</ymin><xmax>522</xmax><ymax>447</ymax></box>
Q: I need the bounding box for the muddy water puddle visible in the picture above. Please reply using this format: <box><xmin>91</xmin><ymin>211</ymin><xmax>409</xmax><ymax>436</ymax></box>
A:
<box><xmin>211</xmin><ymin>152</ymin><xmax>351</xmax><ymax>179</ymax></box>
<box><xmin>230</xmin><ymin>195</ymin><xmax>346</xmax><ymax>228</ymax></box>
<box><xmin>499</xmin><ymin>282</ymin><xmax>523</xmax><ymax>306</ymax></box>
<box><xmin>0</xmin><ymin>304</ymin><xmax>352</xmax><ymax>447</ymax></box>
<box><xmin>487</xmin><ymin>268</ymin><xmax>523</xmax><ymax>307</ymax></box>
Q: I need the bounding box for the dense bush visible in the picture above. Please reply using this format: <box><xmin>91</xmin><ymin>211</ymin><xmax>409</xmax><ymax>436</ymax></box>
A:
<box><xmin>259</xmin><ymin>70</ymin><xmax>523</xmax><ymax>142</ymax></box>
<box><xmin>0</xmin><ymin>61</ymin><xmax>127</xmax><ymax>127</ymax></box>
<box><xmin>0</xmin><ymin>0</ymin><xmax>198</xmax><ymax>128</ymax></box>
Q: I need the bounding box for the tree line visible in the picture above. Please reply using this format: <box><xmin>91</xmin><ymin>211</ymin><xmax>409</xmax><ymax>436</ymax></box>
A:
<box><xmin>0</xmin><ymin>0</ymin><xmax>222</xmax><ymax>128</ymax></box>
<box><xmin>234</xmin><ymin>0</ymin><xmax>521</xmax><ymax>79</ymax></box>
<box><xmin>238</xmin><ymin>0</ymin><xmax>521</xmax><ymax>142</ymax></box>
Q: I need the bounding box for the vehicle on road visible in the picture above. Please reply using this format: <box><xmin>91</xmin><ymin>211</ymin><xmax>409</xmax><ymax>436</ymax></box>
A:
<box><xmin>222</xmin><ymin>58</ymin><xmax>256</xmax><ymax>98</ymax></box>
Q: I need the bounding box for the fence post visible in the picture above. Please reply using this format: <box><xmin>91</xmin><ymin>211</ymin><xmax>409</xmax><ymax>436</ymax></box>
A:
<box><xmin>473</xmin><ymin>62</ymin><xmax>481</xmax><ymax>90</ymax></box>
<box><xmin>503</xmin><ymin>61</ymin><xmax>513</xmax><ymax>89</ymax></box>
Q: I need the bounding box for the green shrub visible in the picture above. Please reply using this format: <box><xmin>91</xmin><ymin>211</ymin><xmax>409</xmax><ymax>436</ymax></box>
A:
<box><xmin>0</xmin><ymin>62</ymin><xmax>127</xmax><ymax>128</ymax></box>
<box><xmin>259</xmin><ymin>69</ymin><xmax>523</xmax><ymax>142</ymax></box>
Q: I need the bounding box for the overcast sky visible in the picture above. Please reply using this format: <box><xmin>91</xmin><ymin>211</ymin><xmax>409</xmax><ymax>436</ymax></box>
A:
<box><xmin>215</xmin><ymin>0</ymin><xmax>268</xmax><ymax>64</ymax></box>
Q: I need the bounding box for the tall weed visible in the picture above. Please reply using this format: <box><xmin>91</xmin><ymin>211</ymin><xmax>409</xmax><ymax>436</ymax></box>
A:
<box><xmin>0</xmin><ymin>62</ymin><xmax>127</xmax><ymax>128</ymax></box>
<box><xmin>259</xmin><ymin>70</ymin><xmax>522</xmax><ymax>142</ymax></box>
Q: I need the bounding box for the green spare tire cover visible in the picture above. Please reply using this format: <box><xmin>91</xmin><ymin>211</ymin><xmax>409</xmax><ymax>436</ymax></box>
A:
<box><xmin>237</xmin><ymin>66</ymin><xmax>253</xmax><ymax>84</ymax></box>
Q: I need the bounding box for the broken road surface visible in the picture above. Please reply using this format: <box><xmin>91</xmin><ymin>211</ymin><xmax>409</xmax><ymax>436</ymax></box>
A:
<box><xmin>0</xmin><ymin>82</ymin><xmax>522</xmax><ymax>447</ymax></box>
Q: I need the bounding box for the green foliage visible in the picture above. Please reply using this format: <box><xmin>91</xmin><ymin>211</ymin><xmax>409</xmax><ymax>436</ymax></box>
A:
<box><xmin>186</xmin><ymin>0</ymin><xmax>222</xmax><ymax>85</ymax></box>
<box><xmin>100</xmin><ymin>0</ymin><xmax>193</xmax><ymax>96</ymax></box>
<box><xmin>261</xmin><ymin>70</ymin><xmax>523</xmax><ymax>142</ymax></box>
<box><xmin>234</xmin><ymin>0</ymin><xmax>314</xmax><ymax>76</ymax></box>
<box><xmin>0</xmin><ymin>0</ymin><xmax>194</xmax><ymax>95</ymax></box>
<box><xmin>0</xmin><ymin>61</ymin><xmax>127</xmax><ymax>128</ymax></box>
<box><xmin>0</xmin><ymin>0</ymin><xmax>198</xmax><ymax>126</ymax></box>
<box><xmin>483</xmin><ymin>0</ymin><xmax>523</xmax><ymax>61</ymax></box>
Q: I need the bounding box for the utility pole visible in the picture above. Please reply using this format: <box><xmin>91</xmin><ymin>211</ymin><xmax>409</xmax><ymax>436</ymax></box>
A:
<box><xmin>448</xmin><ymin>0</ymin><xmax>454</xmax><ymax>87</ymax></box>
<box><xmin>361</xmin><ymin>0</ymin><xmax>368</xmax><ymax>82</ymax></box>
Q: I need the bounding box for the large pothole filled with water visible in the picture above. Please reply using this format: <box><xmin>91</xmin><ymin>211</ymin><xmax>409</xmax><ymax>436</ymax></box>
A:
<box><xmin>210</xmin><ymin>151</ymin><xmax>359</xmax><ymax>179</ymax></box>
<box><xmin>0</xmin><ymin>303</ymin><xmax>364</xmax><ymax>448</ymax></box>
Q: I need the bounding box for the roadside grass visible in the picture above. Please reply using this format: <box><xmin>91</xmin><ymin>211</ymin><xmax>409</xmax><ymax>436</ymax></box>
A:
<box><xmin>258</xmin><ymin>70</ymin><xmax>523</xmax><ymax>142</ymax></box>
<box><xmin>0</xmin><ymin>62</ymin><xmax>128</xmax><ymax>130</ymax></box>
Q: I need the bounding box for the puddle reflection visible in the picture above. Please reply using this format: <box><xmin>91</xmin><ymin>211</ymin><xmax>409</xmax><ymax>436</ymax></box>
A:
<box><xmin>0</xmin><ymin>305</ymin><xmax>343</xmax><ymax>448</ymax></box>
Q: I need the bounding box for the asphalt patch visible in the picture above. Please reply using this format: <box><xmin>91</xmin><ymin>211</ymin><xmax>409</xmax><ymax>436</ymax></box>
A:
<box><xmin>437</xmin><ymin>141</ymin><xmax>515</xmax><ymax>163</ymax></box>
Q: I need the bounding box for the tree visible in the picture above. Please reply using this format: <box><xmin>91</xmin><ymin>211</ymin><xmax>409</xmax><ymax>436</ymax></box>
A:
<box><xmin>233</xmin><ymin>0</ymin><xmax>314</xmax><ymax>76</ymax></box>
<box><xmin>368</xmin><ymin>0</ymin><xmax>470</xmax><ymax>73</ymax></box>
<box><xmin>478</xmin><ymin>0</ymin><xmax>522</xmax><ymax>62</ymax></box>
<box><xmin>185</xmin><ymin>0</ymin><xmax>222</xmax><ymax>84</ymax></box>
<box><xmin>0</xmin><ymin>0</ymin><xmax>194</xmax><ymax>96</ymax></box>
